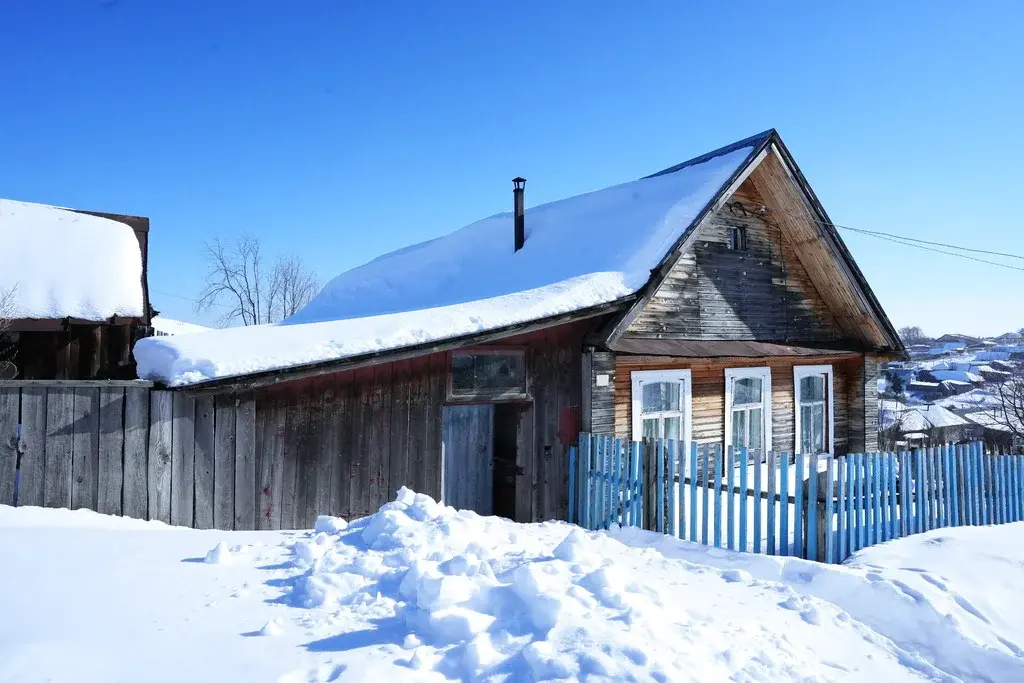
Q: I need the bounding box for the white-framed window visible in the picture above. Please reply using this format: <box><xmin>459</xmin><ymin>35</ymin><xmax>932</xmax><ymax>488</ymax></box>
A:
<box><xmin>724</xmin><ymin>367</ymin><xmax>771</xmax><ymax>458</ymax></box>
<box><xmin>630</xmin><ymin>370</ymin><xmax>691</xmax><ymax>446</ymax></box>
<box><xmin>794</xmin><ymin>365</ymin><xmax>835</xmax><ymax>455</ymax></box>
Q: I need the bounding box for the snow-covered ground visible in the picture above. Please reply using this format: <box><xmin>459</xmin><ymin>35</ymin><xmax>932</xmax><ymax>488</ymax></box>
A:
<box><xmin>2</xmin><ymin>492</ymin><xmax>1023</xmax><ymax>682</ymax></box>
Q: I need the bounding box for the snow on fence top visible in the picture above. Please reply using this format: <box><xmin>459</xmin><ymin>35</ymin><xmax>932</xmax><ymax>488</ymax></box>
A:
<box><xmin>134</xmin><ymin>145</ymin><xmax>753</xmax><ymax>386</ymax></box>
<box><xmin>0</xmin><ymin>199</ymin><xmax>144</xmax><ymax>320</ymax></box>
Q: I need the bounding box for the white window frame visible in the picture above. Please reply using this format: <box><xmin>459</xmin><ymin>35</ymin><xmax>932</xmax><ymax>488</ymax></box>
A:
<box><xmin>794</xmin><ymin>364</ymin><xmax>835</xmax><ymax>455</ymax></box>
<box><xmin>630</xmin><ymin>369</ymin><xmax>692</xmax><ymax>451</ymax></box>
<box><xmin>724</xmin><ymin>367</ymin><xmax>772</xmax><ymax>457</ymax></box>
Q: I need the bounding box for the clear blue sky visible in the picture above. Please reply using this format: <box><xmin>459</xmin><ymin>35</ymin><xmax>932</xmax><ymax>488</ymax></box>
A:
<box><xmin>2</xmin><ymin>1</ymin><xmax>1022</xmax><ymax>336</ymax></box>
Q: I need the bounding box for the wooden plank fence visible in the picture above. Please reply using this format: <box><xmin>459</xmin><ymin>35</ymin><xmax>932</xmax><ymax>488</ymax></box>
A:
<box><xmin>0</xmin><ymin>381</ymin><xmax>261</xmax><ymax>530</ymax></box>
<box><xmin>569</xmin><ymin>433</ymin><xmax>1024</xmax><ymax>564</ymax></box>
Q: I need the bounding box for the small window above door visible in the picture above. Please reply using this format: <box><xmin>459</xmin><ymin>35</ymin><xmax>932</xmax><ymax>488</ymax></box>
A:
<box><xmin>449</xmin><ymin>349</ymin><xmax>528</xmax><ymax>401</ymax></box>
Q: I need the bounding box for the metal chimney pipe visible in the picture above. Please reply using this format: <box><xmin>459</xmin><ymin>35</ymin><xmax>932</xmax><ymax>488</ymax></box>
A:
<box><xmin>513</xmin><ymin>177</ymin><xmax>526</xmax><ymax>252</ymax></box>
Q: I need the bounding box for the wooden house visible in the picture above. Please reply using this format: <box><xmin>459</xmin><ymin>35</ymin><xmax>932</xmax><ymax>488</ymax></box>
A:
<box><xmin>135</xmin><ymin>130</ymin><xmax>904</xmax><ymax>529</ymax></box>
<box><xmin>1</xmin><ymin>200</ymin><xmax>152</xmax><ymax>379</ymax></box>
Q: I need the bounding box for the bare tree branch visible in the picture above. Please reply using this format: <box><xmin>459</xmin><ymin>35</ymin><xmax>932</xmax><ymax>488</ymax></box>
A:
<box><xmin>195</xmin><ymin>235</ymin><xmax>320</xmax><ymax>326</ymax></box>
<box><xmin>993</xmin><ymin>368</ymin><xmax>1024</xmax><ymax>444</ymax></box>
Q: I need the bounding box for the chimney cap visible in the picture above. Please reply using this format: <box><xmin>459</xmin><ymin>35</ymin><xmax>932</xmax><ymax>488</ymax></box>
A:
<box><xmin>513</xmin><ymin>177</ymin><xmax>527</xmax><ymax>189</ymax></box>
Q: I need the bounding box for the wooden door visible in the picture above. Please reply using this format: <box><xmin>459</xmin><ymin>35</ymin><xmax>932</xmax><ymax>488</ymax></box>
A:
<box><xmin>441</xmin><ymin>404</ymin><xmax>494</xmax><ymax>515</ymax></box>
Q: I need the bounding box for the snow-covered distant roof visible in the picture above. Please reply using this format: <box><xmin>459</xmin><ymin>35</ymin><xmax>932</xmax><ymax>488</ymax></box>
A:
<box><xmin>929</xmin><ymin>370</ymin><xmax>984</xmax><ymax>384</ymax></box>
<box><xmin>135</xmin><ymin>141</ymin><xmax>755</xmax><ymax>386</ymax></box>
<box><xmin>151</xmin><ymin>316</ymin><xmax>210</xmax><ymax>336</ymax></box>
<box><xmin>935</xmin><ymin>388</ymin><xmax>1002</xmax><ymax>412</ymax></box>
<box><xmin>0</xmin><ymin>199</ymin><xmax>144</xmax><ymax>320</ymax></box>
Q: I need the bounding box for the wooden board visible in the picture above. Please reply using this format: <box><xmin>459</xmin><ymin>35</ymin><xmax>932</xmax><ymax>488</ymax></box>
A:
<box><xmin>294</xmin><ymin>381</ymin><xmax>323</xmax><ymax>530</ymax></box>
<box><xmin>43</xmin><ymin>387</ymin><xmax>74</xmax><ymax>509</ymax></box>
<box><xmin>18</xmin><ymin>387</ymin><xmax>46</xmax><ymax>507</ymax></box>
<box><xmin>255</xmin><ymin>396</ymin><xmax>286</xmax><ymax>530</ymax></box>
<box><xmin>213</xmin><ymin>395</ymin><xmax>236</xmax><ymax>529</ymax></box>
<box><xmin>368</xmin><ymin>365</ymin><xmax>393</xmax><ymax>509</ymax></box>
<box><xmin>0</xmin><ymin>389</ymin><xmax>19</xmax><ymax>505</ymax></box>
<box><xmin>147</xmin><ymin>390</ymin><xmax>173</xmax><ymax>522</ymax></box>
<box><xmin>123</xmin><ymin>386</ymin><xmax>150</xmax><ymax>519</ymax></box>
<box><xmin>441</xmin><ymin>404</ymin><xmax>494</xmax><ymax>514</ymax></box>
<box><xmin>71</xmin><ymin>387</ymin><xmax>100</xmax><ymax>510</ymax></box>
<box><xmin>233</xmin><ymin>395</ymin><xmax>256</xmax><ymax>530</ymax></box>
<box><xmin>388</xmin><ymin>361</ymin><xmax>412</xmax><ymax>497</ymax></box>
<box><xmin>171</xmin><ymin>393</ymin><xmax>196</xmax><ymax>527</ymax></box>
<box><xmin>193</xmin><ymin>396</ymin><xmax>215</xmax><ymax>529</ymax></box>
<box><xmin>97</xmin><ymin>387</ymin><xmax>125</xmax><ymax>515</ymax></box>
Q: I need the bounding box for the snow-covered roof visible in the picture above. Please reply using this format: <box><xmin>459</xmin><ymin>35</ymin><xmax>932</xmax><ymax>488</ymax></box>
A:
<box><xmin>0</xmin><ymin>199</ymin><xmax>144</xmax><ymax>320</ymax></box>
<box><xmin>880</xmin><ymin>400</ymin><xmax>969</xmax><ymax>431</ymax></box>
<box><xmin>135</xmin><ymin>142</ymin><xmax>755</xmax><ymax>386</ymax></box>
<box><xmin>151</xmin><ymin>316</ymin><xmax>211</xmax><ymax>336</ymax></box>
<box><xmin>929</xmin><ymin>370</ymin><xmax>984</xmax><ymax>384</ymax></box>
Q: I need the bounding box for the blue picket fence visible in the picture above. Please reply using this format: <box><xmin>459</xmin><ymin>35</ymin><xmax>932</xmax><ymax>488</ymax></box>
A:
<box><xmin>568</xmin><ymin>433</ymin><xmax>1024</xmax><ymax>564</ymax></box>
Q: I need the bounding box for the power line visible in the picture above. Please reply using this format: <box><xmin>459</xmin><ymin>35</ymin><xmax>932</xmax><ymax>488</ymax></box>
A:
<box><xmin>728</xmin><ymin>201</ymin><xmax>1024</xmax><ymax>273</ymax></box>
<box><xmin>834</xmin><ymin>224</ymin><xmax>1024</xmax><ymax>261</ymax></box>
<box><xmin>843</xmin><ymin>230</ymin><xmax>1024</xmax><ymax>273</ymax></box>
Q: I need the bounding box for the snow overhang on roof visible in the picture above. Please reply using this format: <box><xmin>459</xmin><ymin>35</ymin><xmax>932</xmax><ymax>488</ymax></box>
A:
<box><xmin>0</xmin><ymin>199</ymin><xmax>144</xmax><ymax>321</ymax></box>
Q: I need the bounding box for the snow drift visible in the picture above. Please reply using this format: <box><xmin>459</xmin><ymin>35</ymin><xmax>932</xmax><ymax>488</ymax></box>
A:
<box><xmin>0</xmin><ymin>198</ymin><xmax>144</xmax><ymax>320</ymax></box>
<box><xmin>134</xmin><ymin>145</ymin><xmax>752</xmax><ymax>386</ymax></box>
<box><xmin>4</xmin><ymin>493</ymin><xmax>1024</xmax><ymax>682</ymax></box>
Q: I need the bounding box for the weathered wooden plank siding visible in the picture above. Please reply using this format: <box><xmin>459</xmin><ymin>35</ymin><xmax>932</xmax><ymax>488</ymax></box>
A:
<box><xmin>583</xmin><ymin>349</ymin><xmax>616</xmax><ymax>436</ymax></box>
<box><xmin>18</xmin><ymin>388</ymin><xmax>46</xmax><ymax>507</ymax></box>
<box><xmin>71</xmin><ymin>387</ymin><xmax>100</xmax><ymax>510</ymax></box>
<box><xmin>193</xmin><ymin>396</ymin><xmax>215</xmax><ymax>529</ymax></box>
<box><xmin>147</xmin><ymin>390</ymin><xmax>173</xmax><ymax>523</ymax></box>
<box><xmin>614</xmin><ymin>353</ymin><xmax>861</xmax><ymax>455</ymax></box>
<box><xmin>43</xmin><ymin>387</ymin><xmax>74</xmax><ymax>509</ymax></box>
<box><xmin>234</xmin><ymin>395</ymin><xmax>257</xmax><ymax>530</ymax></box>
<box><xmin>626</xmin><ymin>180</ymin><xmax>842</xmax><ymax>342</ymax></box>
<box><xmin>97</xmin><ymin>387</ymin><xmax>125</xmax><ymax>515</ymax></box>
<box><xmin>0</xmin><ymin>389</ymin><xmax>19</xmax><ymax>505</ymax></box>
<box><xmin>213</xmin><ymin>395</ymin><xmax>236</xmax><ymax>529</ymax></box>
<box><xmin>170</xmin><ymin>393</ymin><xmax>196</xmax><ymax>527</ymax></box>
<box><xmin>122</xmin><ymin>386</ymin><xmax>149</xmax><ymax>518</ymax></box>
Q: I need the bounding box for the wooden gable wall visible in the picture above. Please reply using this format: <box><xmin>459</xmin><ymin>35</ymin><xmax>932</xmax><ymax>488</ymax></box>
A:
<box><xmin>624</xmin><ymin>177</ymin><xmax>843</xmax><ymax>342</ymax></box>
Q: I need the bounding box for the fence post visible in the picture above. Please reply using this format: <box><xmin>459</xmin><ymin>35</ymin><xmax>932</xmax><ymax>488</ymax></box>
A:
<box><xmin>726</xmin><ymin>446</ymin><xmax>736</xmax><ymax>550</ymax></box>
<box><xmin>822</xmin><ymin>455</ymin><xmax>835</xmax><ymax>563</ymax></box>
<box><xmin>805</xmin><ymin>454</ymin><xmax>816</xmax><ymax>561</ymax></box>
<box><xmin>689</xmin><ymin>442</ymin><xmax>698</xmax><ymax>540</ymax></box>
<box><xmin>752</xmin><ymin>449</ymin><xmax>762</xmax><ymax>553</ymax></box>
<box><xmin>766</xmin><ymin>451</ymin><xmax>777</xmax><ymax>555</ymax></box>
<box><xmin>739</xmin><ymin>446</ymin><xmax>749</xmax><ymax>552</ymax></box>
<box><xmin>701</xmin><ymin>445</ymin><xmax>710</xmax><ymax>545</ymax></box>
<box><xmin>794</xmin><ymin>452</ymin><xmax>805</xmax><ymax>559</ymax></box>
<box><xmin>668</xmin><ymin>440</ymin><xmax>678</xmax><ymax>538</ymax></box>
<box><xmin>836</xmin><ymin>456</ymin><xmax>847</xmax><ymax>561</ymax></box>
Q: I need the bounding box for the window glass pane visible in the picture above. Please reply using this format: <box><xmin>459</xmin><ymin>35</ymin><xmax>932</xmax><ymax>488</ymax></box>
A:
<box><xmin>642</xmin><ymin>418</ymin><xmax>659</xmax><ymax>439</ymax></box>
<box><xmin>451</xmin><ymin>352</ymin><xmax>526</xmax><ymax>395</ymax></box>
<box><xmin>664</xmin><ymin>416</ymin><xmax>682</xmax><ymax>441</ymax></box>
<box><xmin>800</xmin><ymin>375</ymin><xmax>825</xmax><ymax>403</ymax></box>
<box><xmin>800</xmin><ymin>404</ymin><xmax>814</xmax><ymax>454</ymax></box>
<box><xmin>749</xmin><ymin>407</ymin><xmax>763</xmax><ymax>452</ymax></box>
<box><xmin>732</xmin><ymin>409</ymin><xmax>747</xmax><ymax>448</ymax></box>
<box><xmin>733</xmin><ymin>376</ymin><xmax>762</xmax><ymax>405</ymax></box>
<box><xmin>642</xmin><ymin>382</ymin><xmax>680</xmax><ymax>413</ymax></box>
<box><xmin>812</xmin><ymin>404</ymin><xmax>826</xmax><ymax>453</ymax></box>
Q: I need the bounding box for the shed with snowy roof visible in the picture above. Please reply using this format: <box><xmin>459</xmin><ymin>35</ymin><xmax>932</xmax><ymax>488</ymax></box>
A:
<box><xmin>134</xmin><ymin>129</ymin><xmax>905</xmax><ymax>528</ymax></box>
<box><xmin>0</xmin><ymin>199</ymin><xmax>151</xmax><ymax>380</ymax></box>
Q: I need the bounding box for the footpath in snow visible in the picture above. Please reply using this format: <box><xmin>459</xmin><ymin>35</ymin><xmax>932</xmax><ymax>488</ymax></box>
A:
<box><xmin>1</xmin><ymin>491</ymin><xmax>1023</xmax><ymax>682</ymax></box>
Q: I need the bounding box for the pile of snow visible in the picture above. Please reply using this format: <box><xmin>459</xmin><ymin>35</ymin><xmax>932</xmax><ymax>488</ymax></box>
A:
<box><xmin>134</xmin><ymin>144</ymin><xmax>755</xmax><ymax>386</ymax></box>
<box><xmin>151</xmin><ymin>316</ymin><xmax>210</xmax><ymax>336</ymax></box>
<box><xmin>4</xmin><ymin>493</ymin><xmax>1024</xmax><ymax>681</ymax></box>
<box><xmin>0</xmin><ymin>198</ymin><xmax>144</xmax><ymax>320</ymax></box>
